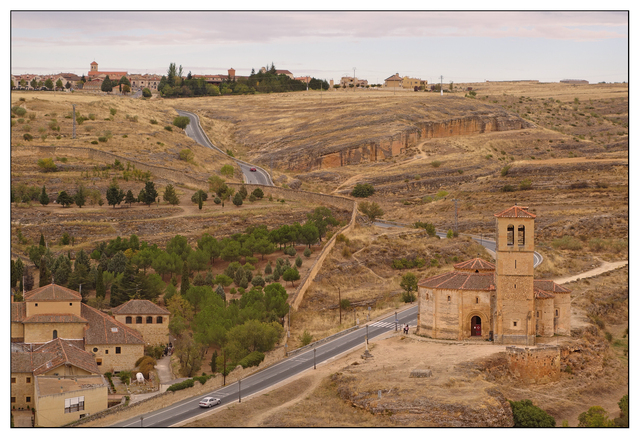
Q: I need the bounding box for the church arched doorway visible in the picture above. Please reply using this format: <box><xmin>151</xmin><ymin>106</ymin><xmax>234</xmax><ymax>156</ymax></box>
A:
<box><xmin>471</xmin><ymin>316</ymin><xmax>482</xmax><ymax>336</ymax></box>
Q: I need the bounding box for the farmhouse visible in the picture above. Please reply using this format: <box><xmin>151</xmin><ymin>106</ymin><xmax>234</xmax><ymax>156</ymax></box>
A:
<box><xmin>416</xmin><ymin>205</ymin><xmax>570</xmax><ymax>345</ymax></box>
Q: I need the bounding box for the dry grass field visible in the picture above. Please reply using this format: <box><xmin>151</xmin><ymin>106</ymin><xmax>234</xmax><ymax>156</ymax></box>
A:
<box><xmin>11</xmin><ymin>83</ymin><xmax>627</xmax><ymax>427</ymax></box>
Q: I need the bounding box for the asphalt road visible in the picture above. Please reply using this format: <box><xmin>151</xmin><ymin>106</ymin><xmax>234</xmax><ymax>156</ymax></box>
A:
<box><xmin>111</xmin><ymin>306</ymin><xmax>418</xmax><ymax>427</ymax></box>
<box><xmin>175</xmin><ymin>109</ymin><xmax>273</xmax><ymax>186</ymax></box>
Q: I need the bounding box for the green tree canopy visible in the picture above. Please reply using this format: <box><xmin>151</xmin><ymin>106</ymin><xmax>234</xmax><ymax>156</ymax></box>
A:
<box><xmin>101</xmin><ymin>75</ymin><xmax>113</xmax><ymax>93</ymax></box>
<box><xmin>510</xmin><ymin>400</ymin><xmax>556</xmax><ymax>428</ymax></box>
<box><xmin>56</xmin><ymin>190</ymin><xmax>74</xmax><ymax>207</ymax></box>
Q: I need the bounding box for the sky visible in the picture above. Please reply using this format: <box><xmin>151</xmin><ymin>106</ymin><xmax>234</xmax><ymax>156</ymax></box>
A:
<box><xmin>10</xmin><ymin>10</ymin><xmax>629</xmax><ymax>84</ymax></box>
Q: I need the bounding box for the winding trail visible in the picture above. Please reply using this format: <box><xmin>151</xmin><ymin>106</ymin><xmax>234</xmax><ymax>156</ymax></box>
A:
<box><xmin>553</xmin><ymin>258</ymin><xmax>628</xmax><ymax>285</ymax></box>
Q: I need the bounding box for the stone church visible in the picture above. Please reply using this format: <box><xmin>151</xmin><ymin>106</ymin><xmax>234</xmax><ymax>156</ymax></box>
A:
<box><xmin>416</xmin><ymin>205</ymin><xmax>571</xmax><ymax>345</ymax></box>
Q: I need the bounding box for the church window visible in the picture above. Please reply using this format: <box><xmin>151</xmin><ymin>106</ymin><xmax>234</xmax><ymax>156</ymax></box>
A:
<box><xmin>93</xmin><ymin>347</ymin><xmax>98</xmax><ymax>352</ymax></box>
<box><xmin>116</xmin><ymin>347</ymin><xmax>121</xmax><ymax>354</ymax></box>
<box><xmin>126</xmin><ymin>316</ymin><xmax>132</xmax><ymax>324</ymax></box>
<box><xmin>536</xmin><ymin>311</ymin><xmax>539</xmax><ymax>318</ymax></box>
<box><xmin>35</xmin><ymin>303</ymin><xmax>38</xmax><ymax>307</ymax></box>
<box><xmin>26</xmin><ymin>397</ymin><xmax>31</xmax><ymax>403</ymax></box>
<box><xmin>53</xmin><ymin>330</ymin><xmax>58</xmax><ymax>339</ymax></box>
<box><xmin>476</xmin><ymin>297</ymin><xmax>479</xmax><ymax>304</ymax></box>
<box><xmin>146</xmin><ymin>316</ymin><xmax>153</xmax><ymax>324</ymax></box>
<box><xmin>11</xmin><ymin>378</ymin><xmax>16</xmax><ymax>384</ymax></box>
<box><xmin>513</xmin><ymin>321</ymin><xmax>518</xmax><ymax>327</ymax></box>
<box><xmin>70</xmin><ymin>303</ymin><xmax>73</xmax><ymax>306</ymax></box>
<box><xmin>96</xmin><ymin>358</ymin><xmax>102</xmax><ymax>366</ymax></box>
<box><xmin>507</xmin><ymin>225</ymin><xmax>514</xmax><ymax>246</ymax></box>
<box><xmin>447</xmin><ymin>296</ymin><xmax>451</xmax><ymax>302</ymax></box>
<box><xmin>136</xmin><ymin>316</ymin><xmax>142</xmax><ymax>324</ymax></box>
<box><xmin>518</xmin><ymin>225</ymin><xmax>525</xmax><ymax>246</ymax></box>
<box><xmin>26</xmin><ymin>377</ymin><xmax>31</xmax><ymax>383</ymax></box>
<box><xmin>105</xmin><ymin>350</ymin><xmax>109</xmax><ymax>354</ymax></box>
<box><xmin>515</xmin><ymin>260</ymin><xmax>517</xmax><ymax>269</ymax></box>
<box><xmin>556</xmin><ymin>309</ymin><xmax>559</xmax><ymax>317</ymax></box>
<box><xmin>157</xmin><ymin>316</ymin><xmax>163</xmax><ymax>323</ymax></box>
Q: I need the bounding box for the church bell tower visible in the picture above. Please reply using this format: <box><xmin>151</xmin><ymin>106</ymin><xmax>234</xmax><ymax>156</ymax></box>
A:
<box><xmin>493</xmin><ymin>205</ymin><xmax>536</xmax><ymax>345</ymax></box>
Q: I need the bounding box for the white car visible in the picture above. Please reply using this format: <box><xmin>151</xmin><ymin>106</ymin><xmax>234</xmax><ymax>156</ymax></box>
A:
<box><xmin>199</xmin><ymin>396</ymin><xmax>221</xmax><ymax>408</ymax></box>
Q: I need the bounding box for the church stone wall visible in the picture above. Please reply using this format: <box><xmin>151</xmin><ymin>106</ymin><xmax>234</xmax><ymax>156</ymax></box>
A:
<box><xmin>554</xmin><ymin>293</ymin><xmax>571</xmax><ymax>336</ymax></box>
<box><xmin>535</xmin><ymin>298</ymin><xmax>554</xmax><ymax>337</ymax></box>
<box><xmin>506</xmin><ymin>345</ymin><xmax>560</xmax><ymax>384</ymax></box>
<box><xmin>23</xmin><ymin>322</ymin><xmax>85</xmax><ymax>344</ymax></box>
<box><xmin>85</xmin><ymin>344</ymin><xmax>143</xmax><ymax>375</ymax></box>
<box><xmin>114</xmin><ymin>315</ymin><xmax>170</xmax><ymax>346</ymax></box>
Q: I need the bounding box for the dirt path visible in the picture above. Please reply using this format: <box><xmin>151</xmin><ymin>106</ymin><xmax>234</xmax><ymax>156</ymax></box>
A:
<box><xmin>331</xmin><ymin>154</ymin><xmax>424</xmax><ymax>194</ymax></box>
<box><xmin>553</xmin><ymin>259</ymin><xmax>628</xmax><ymax>285</ymax></box>
<box><xmin>512</xmin><ymin>156</ymin><xmax>627</xmax><ymax>166</ymax></box>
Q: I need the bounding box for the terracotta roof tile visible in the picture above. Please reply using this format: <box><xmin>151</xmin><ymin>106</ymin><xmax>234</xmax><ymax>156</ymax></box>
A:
<box><xmin>494</xmin><ymin>205</ymin><xmax>536</xmax><ymax>219</ymax></box>
<box><xmin>22</xmin><ymin>314</ymin><xmax>88</xmax><ymax>324</ymax></box>
<box><xmin>534</xmin><ymin>288</ymin><xmax>555</xmax><ymax>300</ymax></box>
<box><xmin>112</xmin><ymin>299</ymin><xmax>170</xmax><ymax>316</ymax></box>
<box><xmin>419</xmin><ymin>271</ymin><xmax>496</xmax><ymax>291</ymax></box>
<box><xmin>12</xmin><ymin>339</ymin><xmax>100</xmax><ymax>375</ymax></box>
<box><xmin>454</xmin><ymin>258</ymin><xmax>496</xmax><ymax>272</ymax></box>
<box><xmin>534</xmin><ymin>280</ymin><xmax>571</xmax><ymax>294</ymax></box>
<box><xmin>11</xmin><ymin>302</ymin><xmax>26</xmax><ymax>322</ymax></box>
<box><xmin>81</xmin><ymin>304</ymin><xmax>144</xmax><ymax>345</ymax></box>
<box><xmin>24</xmin><ymin>284</ymin><xmax>82</xmax><ymax>302</ymax></box>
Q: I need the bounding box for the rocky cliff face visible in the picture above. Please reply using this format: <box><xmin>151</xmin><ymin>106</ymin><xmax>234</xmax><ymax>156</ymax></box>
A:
<box><xmin>278</xmin><ymin>114</ymin><xmax>533</xmax><ymax>171</ymax></box>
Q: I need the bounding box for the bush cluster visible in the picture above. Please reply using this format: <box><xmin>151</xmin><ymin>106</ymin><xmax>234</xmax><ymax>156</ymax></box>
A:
<box><xmin>351</xmin><ymin>183</ymin><xmax>375</xmax><ymax>198</ymax></box>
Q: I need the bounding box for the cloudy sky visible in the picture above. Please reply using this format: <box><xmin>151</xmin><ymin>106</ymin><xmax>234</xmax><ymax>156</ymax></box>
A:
<box><xmin>11</xmin><ymin>10</ymin><xmax>629</xmax><ymax>84</ymax></box>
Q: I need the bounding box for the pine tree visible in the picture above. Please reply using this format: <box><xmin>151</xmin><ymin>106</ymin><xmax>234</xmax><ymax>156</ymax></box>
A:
<box><xmin>144</xmin><ymin>181</ymin><xmax>158</xmax><ymax>207</ymax></box>
<box><xmin>210</xmin><ymin>351</ymin><xmax>218</xmax><ymax>373</ymax></box>
<box><xmin>39</xmin><ymin>233</ymin><xmax>46</xmax><ymax>247</ymax></box>
<box><xmin>39</xmin><ymin>186</ymin><xmax>50</xmax><ymax>206</ymax></box>
<box><xmin>215</xmin><ymin>284</ymin><xmax>226</xmax><ymax>302</ymax></box>
<box><xmin>238</xmin><ymin>184</ymin><xmax>248</xmax><ymax>200</ymax></box>
<box><xmin>125</xmin><ymin>190</ymin><xmax>136</xmax><ymax>207</ymax></box>
<box><xmin>180</xmin><ymin>261</ymin><xmax>190</xmax><ymax>295</ymax></box>
<box><xmin>106</xmin><ymin>182</ymin><xmax>125</xmax><ymax>208</ymax></box>
<box><xmin>163</xmin><ymin>184</ymin><xmax>180</xmax><ymax>205</ymax></box>
<box><xmin>95</xmin><ymin>269</ymin><xmax>105</xmax><ymax>298</ymax></box>
<box><xmin>74</xmin><ymin>186</ymin><xmax>86</xmax><ymax>208</ymax></box>
<box><xmin>101</xmin><ymin>75</ymin><xmax>113</xmax><ymax>93</ymax></box>
<box><xmin>39</xmin><ymin>257</ymin><xmax>52</xmax><ymax>286</ymax></box>
<box><xmin>23</xmin><ymin>265</ymin><xmax>34</xmax><ymax>292</ymax></box>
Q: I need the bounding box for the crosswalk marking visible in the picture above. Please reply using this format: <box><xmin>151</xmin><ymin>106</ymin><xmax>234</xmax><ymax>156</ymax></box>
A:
<box><xmin>369</xmin><ymin>321</ymin><xmax>397</xmax><ymax>329</ymax></box>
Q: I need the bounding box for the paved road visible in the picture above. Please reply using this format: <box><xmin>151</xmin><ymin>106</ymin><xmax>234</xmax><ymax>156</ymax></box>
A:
<box><xmin>111</xmin><ymin>307</ymin><xmax>418</xmax><ymax>427</ymax></box>
<box><xmin>175</xmin><ymin>109</ymin><xmax>273</xmax><ymax>186</ymax></box>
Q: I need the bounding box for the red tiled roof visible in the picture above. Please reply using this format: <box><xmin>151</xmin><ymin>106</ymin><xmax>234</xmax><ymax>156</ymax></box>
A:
<box><xmin>385</xmin><ymin>73</ymin><xmax>402</xmax><ymax>81</ymax></box>
<box><xmin>494</xmin><ymin>205</ymin><xmax>536</xmax><ymax>219</ymax></box>
<box><xmin>91</xmin><ymin>61</ymin><xmax>98</xmax><ymax>65</ymax></box>
<box><xmin>112</xmin><ymin>299</ymin><xmax>170</xmax><ymax>316</ymax></box>
<box><xmin>24</xmin><ymin>284</ymin><xmax>82</xmax><ymax>302</ymax></box>
<box><xmin>419</xmin><ymin>271</ymin><xmax>496</xmax><ymax>291</ymax></box>
<box><xmin>81</xmin><ymin>304</ymin><xmax>144</xmax><ymax>345</ymax></box>
<box><xmin>454</xmin><ymin>258</ymin><xmax>495</xmax><ymax>272</ymax></box>
<box><xmin>22</xmin><ymin>313</ymin><xmax>88</xmax><ymax>324</ymax></box>
<box><xmin>534</xmin><ymin>280</ymin><xmax>571</xmax><ymax>294</ymax></box>
<box><xmin>534</xmin><ymin>288</ymin><xmax>555</xmax><ymax>300</ymax></box>
<box><xmin>11</xmin><ymin>302</ymin><xmax>26</xmax><ymax>322</ymax></box>
<box><xmin>12</xmin><ymin>339</ymin><xmax>100</xmax><ymax>375</ymax></box>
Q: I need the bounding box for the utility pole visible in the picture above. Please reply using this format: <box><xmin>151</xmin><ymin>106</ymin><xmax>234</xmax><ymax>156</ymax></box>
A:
<box><xmin>338</xmin><ymin>286</ymin><xmax>342</xmax><ymax>325</ymax></box>
<box><xmin>72</xmin><ymin>104</ymin><xmax>76</xmax><ymax>139</ymax></box>
<box><xmin>314</xmin><ymin>348</ymin><xmax>316</xmax><ymax>369</ymax></box>
<box><xmin>440</xmin><ymin>75</ymin><xmax>444</xmax><ymax>96</ymax></box>
<box><xmin>238</xmin><ymin>378</ymin><xmax>242</xmax><ymax>403</ymax></box>
<box><xmin>353</xmin><ymin>67</ymin><xmax>356</xmax><ymax>92</ymax></box>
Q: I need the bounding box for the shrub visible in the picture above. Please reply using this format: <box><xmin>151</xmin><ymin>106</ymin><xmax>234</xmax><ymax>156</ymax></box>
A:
<box><xmin>519</xmin><ymin>179</ymin><xmax>532</xmax><ymax>190</ymax></box>
<box><xmin>351</xmin><ymin>183</ymin><xmax>375</xmax><ymax>198</ymax></box>
<box><xmin>431</xmin><ymin>160</ymin><xmax>442</xmax><ymax>168</ymax></box>
<box><xmin>23</xmin><ymin>133</ymin><xmax>33</xmax><ymax>141</ymax></box>
<box><xmin>295</xmin><ymin>256</ymin><xmax>303</xmax><ymax>268</ymax></box>
<box><xmin>142</xmin><ymin>88</ymin><xmax>152</xmax><ymax>98</ymax></box>
<box><xmin>551</xmin><ymin>236</ymin><xmax>583</xmax><ymax>250</ymax></box>
<box><xmin>500</xmin><ymin>165</ymin><xmax>511</xmax><ymax>176</ymax></box>
<box><xmin>117</xmin><ymin>370</ymin><xmax>132</xmax><ymax>385</ymax></box>
<box><xmin>167</xmin><ymin>379</ymin><xmax>195</xmax><ymax>392</ymax></box>
<box><xmin>164</xmin><ymin>125</ymin><xmax>173</xmax><ymax>131</ymax></box>
<box><xmin>220</xmin><ymin>164</ymin><xmax>235</xmax><ymax>178</ymax></box>
<box><xmin>98</xmin><ymin>136</ymin><xmax>108</xmax><ymax>142</ymax></box>
<box><xmin>251</xmin><ymin>188</ymin><xmax>264</xmax><ymax>199</ymax></box>
<box><xmin>12</xmin><ymin>106</ymin><xmax>27</xmax><ymax>117</ymax></box>
<box><xmin>150</xmin><ymin>119</ymin><xmax>158</xmax><ymax>124</ymax></box>
<box><xmin>303</xmin><ymin>248</ymin><xmax>311</xmax><ymax>258</ymax></box>
<box><xmin>173</xmin><ymin>116</ymin><xmax>190</xmax><ymax>129</ymax></box>
<box><xmin>578</xmin><ymin>406</ymin><xmax>614</xmax><ymax>427</ymax></box>
<box><xmin>91</xmin><ymin>140</ymin><xmax>98</xmax><ymax>144</ymax></box>
<box><xmin>570</xmin><ymin>182</ymin><xmax>589</xmax><ymax>189</ymax></box>
<box><xmin>238</xmin><ymin>351</ymin><xmax>265</xmax><ymax>368</ymax></box>
<box><xmin>402</xmin><ymin>291</ymin><xmax>417</xmax><ymax>303</ymax></box>
<box><xmin>501</xmin><ymin>184</ymin><xmax>515</xmax><ymax>192</ymax></box>
<box><xmin>284</xmin><ymin>246</ymin><xmax>296</xmax><ymax>257</ymax></box>
<box><xmin>299</xmin><ymin>330</ymin><xmax>313</xmax><ymax>346</ymax></box>
<box><xmin>37</xmin><ymin>158</ymin><xmax>57</xmax><ymax>172</ymax></box>
<box><xmin>509</xmin><ymin>400</ymin><xmax>556</xmax><ymax>427</ymax></box>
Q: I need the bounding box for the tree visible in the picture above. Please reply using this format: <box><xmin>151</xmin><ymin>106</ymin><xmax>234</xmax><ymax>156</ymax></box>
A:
<box><xmin>107</xmin><ymin>251</ymin><xmax>128</xmax><ymax>274</ymax></box>
<box><xmin>210</xmin><ymin>350</ymin><xmax>218</xmax><ymax>374</ymax></box>
<box><xmin>282</xmin><ymin>267</ymin><xmax>300</xmax><ymax>287</ymax></box>
<box><xmin>142</xmin><ymin>88</ymin><xmax>152</xmax><ymax>98</ymax></box>
<box><xmin>359</xmin><ymin>201</ymin><xmax>384</xmax><ymax>222</ymax></box>
<box><xmin>101</xmin><ymin>75</ymin><xmax>113</xmax><ymax>93</ymax></box>
<box><xmin>125</xmin><ymin>190</ymin><xmax>136</xmax><ymax>207</ymax></box>
<box><xmin>180</xmin><ymin>260</ymin><xmax>190</xmax><ymax>295</ymax></box>
<box><xmin>166</xmin><ymin>235</ymin><xmax>192</xmax><ymax>261</ymax></box>
<box><xmin>251</xmin><ymin>188</ymin><xmax>264</xmax><ymax>199</ymax></box>
<box><xmin>238</xmin><ymin>185</ymin><xmax>248</xmax><ymax>200</ymax></box>
<box><xmin>39</xmin><ymin>257</ymin><xmax>52</xmax><ymax>286</ymax></box>
<box><xmin>106</xmin><ymin>182</ymin><xmax>125</xmax><ymax>208</ymax></box>
<box><xmin>307</xmin><ymin>207</ymin><xmax>338</xmax><ymax>241</ymax></box>
<box><xmin>191</xmin><ymin>190</ymin><xmax>208</xmax><ymax>204</ymax></box>
<box><xmin>163</xmin><ymin>184</ymin><xmax>180</xmax><ymax>205</ymax></box>
<box><xmin>39</xmin><ymin>186</ymin><xmax>50</xmax><ymax>206</ymax></box>
<box><xmin>614</xmin><ymin>394</ymin><xmax>628</xmax><ymax>427</ymax></box>
<box><xmin>400</xmin><ymin>272</ymin><xmax>418</xmax><ymax>303</ymax></box>
<box><xmin>143</xmin><ymin>181</ymin><xmax>158</xmax><ymax>207</ymax></box>
<box><xmin>173</xmin><ymin>116</ymin><xmax>190</xmax><ymax>129</ymax></box>
<box><xmin>578</xmin><ymin>406</ymin><xmax>613</xmax><ymax>427</ymax></box>
<box><xmin>510</xmin><ymin>400</ymin><xmax>556</xmax><ymax>427</ymax></box>
<box><xmin>208</xmin><ymin>175</ymin><xmax>226</xmax><ymax>194</ymax></box>
<box><xmin>119</xmin><ymin>75</ymin><xmax>131</xmax><ymax>87</ymax></box>
<box><xmin>74</xmin><ymin>185</ymin><xmax>87</xmax><ymax>208</ymax></box>
<box><xmin>55</xmin><ymin>78</ymin><xmax>63</xmax><ymax>90</ymax></box>
<box><xmin>95</xmin><ymin>269</ymin><xmax>106</xmax><ymax>298</ymax></box>
<box><xmin>232</xmin><ymin>192</ymin><xmax>243</xmax><ymax>207</ymax></box>
<box><xmin>44</xmin><ymin>78</ymin><xmax>54</xmax><ymax>90</ymax></box>
<box><xmin>56</xmin><ymin>191</ymin><xmax>74</xmax><ymax>207</ymax></box>
<box><xmin>414</xmin><ymin>221</ymin><xmax>437</xmax><ymax>237</ymax></box>
<box><xmin>220</xmin><ymin>165</ymin><xmax>235</xmax><ymax>178</ymax></box>
<box><xmin>351</xmin><ymin>183</ymin><xmax>375</xmax><ymax>198</ymax></box>
<box><xmin>122</xmin><ymin>84</ymin><xmax>131</xmax><ymax>95</ymax></box>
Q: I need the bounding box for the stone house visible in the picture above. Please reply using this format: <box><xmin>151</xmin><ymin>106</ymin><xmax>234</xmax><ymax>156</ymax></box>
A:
<box><xmin>417</xmin><ymin>205</ymin><xmax>570</xmax><ymax>344</ymax></box>
<box><xmin>384</xmin><ymin>73</ymin><xmax>403</xmax><ymax>88</ymax></box>
<box><xmin>402</xmin><ymin>76</ymin><xmax>427</xmax><ymax>89</ymax></box>
<box><xmin>112</xmin><ymin>299</ymin><xmax>170</xmax><ymax>346</ymax></box>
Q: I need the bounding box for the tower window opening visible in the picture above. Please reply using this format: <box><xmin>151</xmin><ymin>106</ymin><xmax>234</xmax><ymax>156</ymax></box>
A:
<box><xmin>518</xmin><ymin>225</ymin><xmax>525</xmax><ymax>246</ymax></box>
<box><xmin>507</xmin><ymin>225</ymin><xmax>514</xmax><ymax>246</ymax></box>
